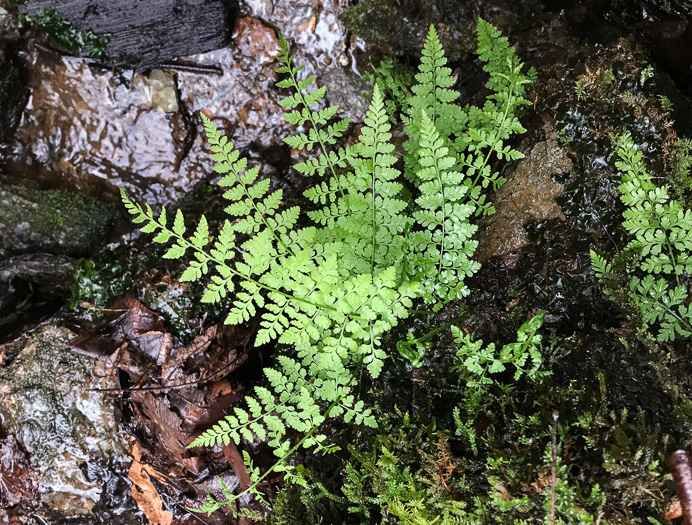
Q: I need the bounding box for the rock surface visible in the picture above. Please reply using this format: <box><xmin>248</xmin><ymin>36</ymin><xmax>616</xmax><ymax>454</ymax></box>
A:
<box><xmin>0</xmin><ymin>436</ymin><xmax>39</xmax><ymax>511</ymax></box>
<box><xmin>0</xmin><ymin>325</ymin><xmax>127</xmax><ymax>516</ymax></box>
<box><xmin>0</xmin><ymin>179</ymin><xmax>117</xmax><ymax>258</ymax></box>
<box><xmin>475</xmin><ymin>126</ymin><xmax>571</xmax><ymax>266</ymax></box>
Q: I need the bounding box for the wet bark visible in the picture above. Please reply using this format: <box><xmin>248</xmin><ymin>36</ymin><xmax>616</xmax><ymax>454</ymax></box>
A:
<box><xmin>23</xmin><ymin>0</ymin><xmax>236</xmax><ymax>67</ymax></box>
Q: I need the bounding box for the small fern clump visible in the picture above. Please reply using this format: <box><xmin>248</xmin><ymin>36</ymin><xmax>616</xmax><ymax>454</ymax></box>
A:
<box><xmin>591</xmin><ymin>132</ymin><xmax>692</xmax><ymax>341</ymax></box>
<box><xmin>122</xmin><ymin>19</ymin><xmax>533</xmax><ymax>514</ymax></box>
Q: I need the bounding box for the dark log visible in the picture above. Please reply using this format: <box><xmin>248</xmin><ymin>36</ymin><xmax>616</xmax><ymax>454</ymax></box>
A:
<box><xmin>22</xmin><ymin>0</ymin><xmax>235</xmax><ymax>67</ymax></box>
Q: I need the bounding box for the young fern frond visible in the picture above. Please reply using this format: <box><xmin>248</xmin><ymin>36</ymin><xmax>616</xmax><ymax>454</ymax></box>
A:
<box><xmin>403</xmin><ymin>24</ymin><xmax>467</xmax><ymax>181</ymax></box>
<box><xmin>458</xmin><ymin>19</ymin><xmax>533</xmax><ymax>216</ymax></box>
<box><xmin>616</xmin><ymin>133</ymin><xmax>692</xmax><ymax>276</ymax></box>
<box><xmin>277</xmin><ymin>36</ymin><xmax>352</xmax><ymax>200</ymax></box>
<box><xmin>312</xmin><ymin>85</ymin><xmax>409</xmax><ymax>275</ymax></box>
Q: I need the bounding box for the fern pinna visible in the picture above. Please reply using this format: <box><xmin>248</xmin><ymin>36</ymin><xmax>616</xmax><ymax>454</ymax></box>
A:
<box><xmin>121</xmin><ymin>19</ymin><xmax>532</xmax><ymax>515</ymax></box>
<box><xmin>591</xmin><ymin>132</ymin><xmax>692</xmax><ymax>341</ymax></box>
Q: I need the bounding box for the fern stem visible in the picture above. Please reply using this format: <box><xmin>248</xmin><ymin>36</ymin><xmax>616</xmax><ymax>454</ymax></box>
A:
<box><xmin>433</xmin><ymin>137</ymin><xmax>447</xmax><ymax>286</ymax></box>
<box><xmin>370</xmin><ymin>145</ymin><xmax>378</xmax><ymax>275</ymax></box>
<box><xmin>408</xmin><ymin>309</ymin><xmax>470</xmax><ymax>346</ymax></box>
<box><xmin>468</xmin><ymin>82</ymin><xmax>515</xmax><ymax>195</ymax></box>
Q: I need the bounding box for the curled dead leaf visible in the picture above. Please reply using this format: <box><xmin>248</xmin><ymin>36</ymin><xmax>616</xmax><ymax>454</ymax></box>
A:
<box><xmin>128</xmin><ymin>442</ymin><xmax>173</xmax><ymax>525</ymax></box>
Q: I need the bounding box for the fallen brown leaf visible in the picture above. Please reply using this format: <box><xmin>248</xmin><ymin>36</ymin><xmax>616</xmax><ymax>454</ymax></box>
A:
<box><xmin>223</xmin><ymin>441</ymin><xmax>252</xmax><ymax>490</ymax></box>
<box><xmin>666</xmin><ymin>498</ymin><xmax>682</xmax><ymax>519</ymax></box>
<box><xmin>162</xmin><ymin>325</ymin><xmax>217</xmax><ymax>381</ymax></box>
<box><xmin>0</xmin><ymin>436</ymin><xmax>39</xmax><ymax>509</ymax></box>
<box><xmin>128</xmin><ymin>442</ymin><xmax>173</xmax><ymax>525</ymax></box>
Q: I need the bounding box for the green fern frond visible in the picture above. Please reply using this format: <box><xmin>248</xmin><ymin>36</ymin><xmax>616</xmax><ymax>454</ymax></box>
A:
<box><xmin>410</xmin><ymin>111</ymin><xmax>480</xmax><ymax>306</ymax></box>
<box><xmin>403</xmin><ymin>24</ymin><xmax>467</xmax><ymax>181</ymax></box>
<box><xmin>592</xmin><ymin>132</ymin><xmax>692</xmax><ymax>341</ymax></box>
<box><xmin>277</xmin><ymin>35</ymin><xmax>352</xmax><ymax>181</ymax></box>
<box><xmin>315</xmin><ymin>85</ymin><xmax>409</xmax><ymax>275</ymax></box>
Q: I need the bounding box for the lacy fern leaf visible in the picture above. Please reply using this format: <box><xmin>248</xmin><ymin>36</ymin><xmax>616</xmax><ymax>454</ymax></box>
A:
<box><xmin>410</xmin><ymin>111</ymin><xmax>479</xmax><ymax>307</ymax></box>
<box><xmin>592</xmin><ymin>132</ymin><xmax>692</xmax><ymax>341</ymax></box>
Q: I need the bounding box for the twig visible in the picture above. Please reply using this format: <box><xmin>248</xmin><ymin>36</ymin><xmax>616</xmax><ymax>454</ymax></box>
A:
<box><xmin>550</xmin><ymin>410</ymin><xmax>559</xmax><ymax>525</ymax></box>
<box><xmin>159</xmin><ymin>61</ymin><xmax>224</xmax><ymax>76</ymax></box>
<box><xmin>669</xmin><ymin>450</ymin><xmax>692</xmax><ymax>525</ymax></box>
<box><xmin>91</xmin><ymin>357</ymin><xmax>242</xmax><ymax>394</ymax></box>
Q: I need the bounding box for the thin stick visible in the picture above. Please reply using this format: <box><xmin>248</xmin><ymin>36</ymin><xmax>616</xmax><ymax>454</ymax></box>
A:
<box><xmin>550</xmin><ymin>410</ymin><xmax>559</xmax><ymax>525</ymax></box>
<box><xmin>669</xmin><ymin>450</ymin><xmax>692</xmax><ymax>525</ymax></box>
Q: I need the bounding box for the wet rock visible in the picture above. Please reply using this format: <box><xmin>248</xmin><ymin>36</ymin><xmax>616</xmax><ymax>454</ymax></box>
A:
<box><xmin>134</xmin><ymin>69</ymin><xmax>180</xmax><ymax>114</ymax></box>
<box><xmin>321</xmin><ymin>67</ymin><xmax>370</xmax><ymax>122</ymax></box>
<box><xmin>243</xmin><ymin>0</ymin><xmax>273</xmax><ymax>18</ymax></box>
<box><xmin>7</xmin><ymin>47</ymin><xmax>196</xmax><ymax>204</ymax></box>
<box><xmin>22</xmin><ymin>0</ymin><xmax>232</xmax><ymax>66</ymax></box>
<box><xmin>0</xmin><ymin>324</ymin><xmax>127</xmax><ymax>516</ymax></box>
<box><xmin>0</xmin><ymin>179</ymin><xmax>117</xmax><ymax>258</ymax></box>
<box><xmin>8</xmin><ymin>15</ymin><xmax>311</xmax><ymax>205</ymax></box>
<box><xmin>234</xmin><ymin>16</ymin><xmax>280</xmax><ymax>64</ymax></box>
<box><xmin>7</xmin><ymin>4</ymin><xmax>353</xmax><ymax>206</ymax></box>
<box><xmin>475</xmin><ymin>126</ymin><xmax>570</xmax><ymax>266</ymax></box>
<box><xmin>0</xmin><ymin>253</ymin><xmax>75</xmax><ymax>294</ymax></box>
<box><xmin>0</xmin><ymin>3</ymin><xmax>20</xmax><ymax>46</ymax></box>
<box><xmin>244</xmin><ymin>0</ymin><xmax>349</xmax><ymax>74</ymax></box>
<box><xmin>175</xmin><ymin>20</ymin><xmax>292</xmax><ymax>154</ymax></box>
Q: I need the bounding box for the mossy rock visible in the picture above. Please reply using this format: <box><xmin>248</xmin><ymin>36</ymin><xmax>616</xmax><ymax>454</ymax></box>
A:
<box><xmin>0</xmin><ymin>179</ymin><xmax>118</xmax><ymax>258</ymax></box>
<box><xmin>339</xmin><ymin>0</ymin><xmax>473</xmax><ymax>61</ymax></box>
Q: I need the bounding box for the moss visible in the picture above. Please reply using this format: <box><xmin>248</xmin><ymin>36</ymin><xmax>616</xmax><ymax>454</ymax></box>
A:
<box><xmin>70</xmin><ymin>256</ymin><xmax>132</xmax><ymax>310</ymax></box>
<box><xmin>339</xmin><ymin>0</ymin><xmax>392</xmax><ymax>51</ymax></box>
<box><xmin>0</xmin><ymin>181</ymin><xmax>118</xmax><ymax>257</ymax></box>
<box><xmin>339</xmin><ymin>0</ymin><xmax>472</xmax><ymax>60</ymax></box>
<box><xmin>669</xmin><ymin>136</ymin><xmax>692</xmax><ymax>207</ymax></box>
<box><xmin>21</xmin><ymin>7</ymin><xmax>110</xmax><ymax>58</ymax></box>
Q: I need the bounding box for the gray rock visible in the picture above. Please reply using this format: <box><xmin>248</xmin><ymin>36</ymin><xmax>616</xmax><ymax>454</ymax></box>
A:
<box><xmin>322</xmin><ymin>67</ymin><xmax>370</xmax><ymax>123</ymax></box>
<box><xmin>0</xmin><ymin>253</ymin><xmax>76</xmax><ymax>294</ymax></box>
<box><xmin>0</xmin><ymin>180</ymin><xmax>117</xmax><ymax>258</ymax></box>
<box><xmin>0</xmin><ymin>325</ymin><xmax>126</xmax><ymax>515</ymax></box>
<box><xmin>0</xmin><ymin>5</ymin><xmax>20</xmax><ymax>45</ymax></box>
<box><xmin>7</xmin><ymin>47</ymin><xmax>193</xmax><ymax>204</ymax></box>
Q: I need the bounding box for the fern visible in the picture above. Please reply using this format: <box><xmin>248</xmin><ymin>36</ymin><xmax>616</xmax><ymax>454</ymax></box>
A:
<box><xmin>309</xmin><ymin>85</ymin><xmax>410</xmax><ymax>275</ymax></box>
<box><xmin>403</xmin><ymin>20</ymin><xmax>532</xmax><ymax>217</ymax></box>
<box><xmin>122</xmin><ymin>19</ymin><xmax>532</xmax><ymax>516</ymax></box>
<box><xmin>591</xmin><ymin>132</ymin><xmax>692</xmax><ymax>341</ymax></box>
<box><xmin>454</xmin><ymin>311</ymin><xmax>546</xmax><ymax>390</ymax></box>
<box><xmin>409</xmin><ymin>111</ymin><xmax>480</xmax><ymax>306</ymax></box>
<box><xmin>400</xmin><ymin>21</ymin><xmax>531</xmax><ymax>308</ymax></box>
<box><xmin>362</xmin><ymin>56</ymin><xmax>412</xmax><ymax>122</ymax></box>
